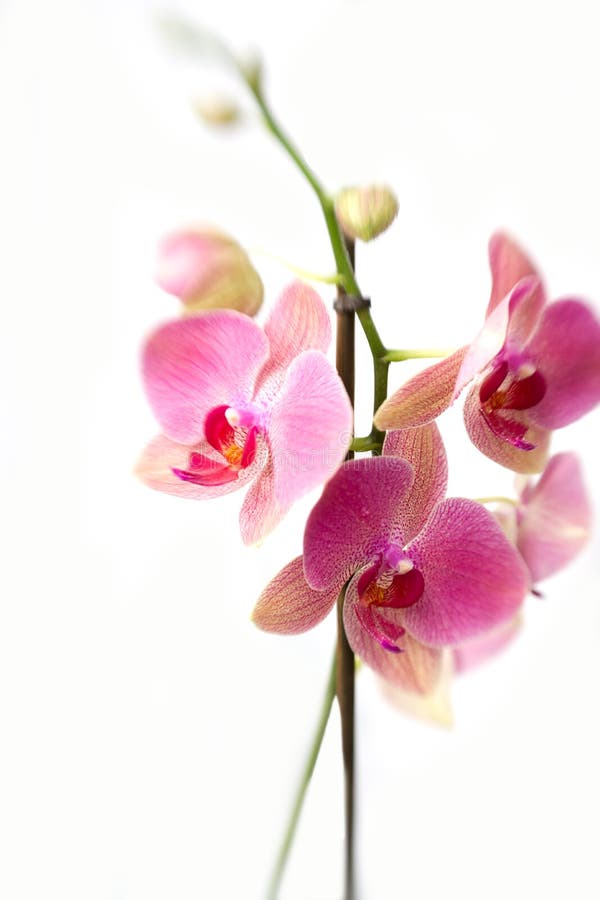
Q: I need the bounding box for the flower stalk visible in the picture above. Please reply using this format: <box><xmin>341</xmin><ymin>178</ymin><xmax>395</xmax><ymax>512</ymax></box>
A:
<box><xmin>335</xmin><ymin>237</ymin><xmax>357</xmax><ymax>899</ymax></box>
<box><xmin>265</xmin><ymin>650</ymin><xmax>337</xmax><ymax>900</ymax></box>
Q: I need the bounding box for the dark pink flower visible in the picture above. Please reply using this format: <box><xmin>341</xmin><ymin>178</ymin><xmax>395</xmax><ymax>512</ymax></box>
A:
<box><xmin>253</xmin><ymin>424</ymin><xmax>528</xmax><ymax>690</ymax></box>
<box><xmin>375</xmin><ymin>233</ymin><xmax>600</xmax><ymax>473</ymax></box>
<box><xmin>137</xmin><ymin>281</ymin><xmax>353</xmax><ymax>544</ymax></box>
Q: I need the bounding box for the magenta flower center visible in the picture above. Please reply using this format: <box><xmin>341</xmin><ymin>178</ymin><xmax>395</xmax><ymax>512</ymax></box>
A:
<box><xmin>354</xmin><ymin>547</ymin><xmax>425</xmax><ymax>653</ymax></box>
<box><xmin>477</xmin><ymin>354</ymin><xmax>547</xmax><ymax>450</ymax></box>
<box><xmin>172</xmin><ymin>403</ymin><xmax>264</xmax><ymax>487</ymax></box>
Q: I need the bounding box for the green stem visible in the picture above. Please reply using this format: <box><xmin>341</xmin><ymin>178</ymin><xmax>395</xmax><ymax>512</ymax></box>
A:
<box><xmin>383</xmin><ymin>347</ymin><xmax>454</xmax><ymax>363</ymax></box>
<box><xmin>242</xmin><ymin>72</ymin><xmax>389</xmax><ymax>402</ymax></box>
<box><xmin>350</xmin><ymin>435</ymin><xmax>380</xmax><ymax>453</ymax></box>
<box><xmin>476</xmin><ymin>496</ymin><xmax>518</xmax><ymax>506</ymax></box>
<box><xmin>266</xmin><ymin>651</ymin><xmax>337</xmax><ymax>900</ymax></box>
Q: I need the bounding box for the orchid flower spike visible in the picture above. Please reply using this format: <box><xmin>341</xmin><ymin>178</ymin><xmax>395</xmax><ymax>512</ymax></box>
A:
<box><xmin>156</xmin><ymin>228</ymin><xmax>264</xmax><ymax>316</ymax></box>
<box><xmin>375</xmin><ymin>233</ymin><xmax>600</xmax><ymax>473</ymax></box>
<box><xmin>253</xmin><ymin>424</ymin><xmax>528</xmax><ymax>692</ymax></box>
<box><xmin>137</xmin><ymin>281</ymin><xmax>353</xmax><ymax>544</ymax></box>
<box><xmin>495</xmin><ymin>452</ymin><xmax>592</xmax><ymax>584</ymax></box>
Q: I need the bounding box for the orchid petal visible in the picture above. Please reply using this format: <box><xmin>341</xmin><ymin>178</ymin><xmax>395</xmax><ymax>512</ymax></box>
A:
<box><xmin>303</xmin><ymin>457</ymin><xmax>415</xmax><ymax>592</ymax></box>
<box><xmin>135</xmin><ymin>434</ymin><xmax>263</xmax><ymax>500</ymax></box>
<box><xmin>268</xmin><ymin>350</ymin><xmax>352</xmax><ymax>507</ymax></box>
<box><xmin>463</xmin><ymin>386</ymin><xmax>550</xmax><ymax>474</ymax></box>
<box><xmin>516</xmin><ymin>453</ymin><xmax>592</xmax><ymax>582</ymax></box>
<box><xmin>380</xmin><ymin>650</ymin><xmax>454</xmax><ymax>726</ymax></box>
<box><xmin>239</xmin><ymin>458</ymin><xmax>287</xmax><ymax>546</ymax></box>
<box><xmin>255</xmin><ymin>281</ymin><xmax>331</xmax><ymax>400</ymax></box>
<box><xmin>454</xmin><ymin>277</ymin><xmax>542</xmax><ymax>399</ymax></box>
<box><xmin>142</xmin><ymin>312</ymin><xmax>269</xmax><ymax>443</ymax></box>
<box><xmin>453</xmin><ymin>615</ymin><xmax>522</xmax><ymax>673</ymax></box>
<box><xmin>344</xmin><ymin>569</ymin><xmax>443</xmax><ymax>691</ymax></box>
<box><xmin>374</xmin><ymin>347</ymin><xmax>468</xmax><ymax>431</ymax></box>
<box><xmin>486</xmin><ymin>232</ymin><xmax>540</xmax><ymax>317</ymax></box>
<box><xmin>526</xmin><ymin>299</ymin><xmax>600</xmax><ymax>429</ymax></box>
<box><xmin>383</xmin><ymin>423</ymin><xmax>448</xmax><ymax>542</ymax></box>
<box><xmin>403</xmin><ymin>498</ymin><xmax>528</xmax><ymax>646</ymax></box>
<box><xmin>252</xmin><ymin>556</ymin><xmax>338</xmax><ymax>634</ymax></box>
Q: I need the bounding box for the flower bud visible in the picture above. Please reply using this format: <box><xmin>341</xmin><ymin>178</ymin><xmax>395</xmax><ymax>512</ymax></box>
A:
<box><xmin>334</xmin><ymin>184</ymin><xmax>399</xmax><ymax>242</ymax></box>
<box><xmin>194</xmin><ymin>96</ymin><xmax>241</xmax><ymax>127</ymax></box>
<box><xmin>156</xmin><ymin>229</ymin><xmax>264</xmax><ymax>317</ymax></box>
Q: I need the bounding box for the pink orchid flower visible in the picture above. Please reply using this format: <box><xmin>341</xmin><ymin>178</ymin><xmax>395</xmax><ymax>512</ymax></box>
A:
<box><xmin>137</xmin><ymin>281</ymin><xmax>353</xmax><ymax>545</ymax></box>
<box><xmin>375</xmin><ymin>233</ymin><xmax>600</xmax><ymax>473</ymax></box>
<box><xmin>253</xmin><ymin>424</ymin><xmax>528</xmax><ymax>692</ymax></box>
<box><xmin>495</xmin><ymin>452</ymin><xmax>592</xmax><ymax>585</ymax></box>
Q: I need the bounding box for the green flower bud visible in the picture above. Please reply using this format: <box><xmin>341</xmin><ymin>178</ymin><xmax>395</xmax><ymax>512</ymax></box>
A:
<box><xmin>334</xmin><ymin>184</ymin><xmax>399</xmax><ymax>242</ymax></box>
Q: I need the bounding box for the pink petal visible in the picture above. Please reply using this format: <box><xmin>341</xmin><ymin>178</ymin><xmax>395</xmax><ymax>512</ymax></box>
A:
<box><xmin>303</xmin><ymin>457</ymin><xmax>415</xmax><ymax>592</ymax></box>
<box><xmin>344</xmin><ymin>570</ymin><xmax>443</xmax><ymax>691</ymax></box>
<box><xmin>252</xmin><ymin>556</ymin><xmax>338</xmax><ymax>634</ymax></box>
<box><xmin>463</xmin><ymin>386</ymin><xmax>550</xmax><ymax>474</ymax></box>
<box><xmin>526</xmin><ymin>299</ymin><xmax>600</xmax><ymax>429</ymax></box>
<box><xmin>453</xmin><ymin>615</ymin><xmax>522</xmax><ymax>673</ymax></box>
<box><xmin>135</xmin><ymin>434</ymin><xmax>265</xmax><ymax>500</ymax></box>
<box><xmin>516</xmin><ymin>453</ymin><xmax>592</xmax><ymax>582</ymax></box>
<box><xmin>382</xmin><ymin>423</ymin><xmax>448</xmax><ymax>542</ymax></box>
<box><xmin>380</xmin><ymin>651</ymin><xmax>454</xmax><ymax>726</ymax></box>
<box><xmin>255</xmin><ymin>281</ymin><xmax>331</xmax><ymax>400</ymax></box>
<box><xmin>504</xmin><ymin>279</ymin><xmax>546</xmax><ymax>349</ymax></box>
<box><xmin>142</xmin><ymin>312</ymin><xmax>269</xmax><ymax>444</ymax></box>
<box><xmin>268</xmin><ymin>350</ymin><xmax>352</xmax><ymax>507</ymax></box>
<box><xmin>403</xmin><ymin>498</ymin><xmax>528</xmax><ymax>646</ymax></box>
<box><xmin>374</xmin><ymin>347</ymin><xmax>468</xmax><ymax>431</ymax></box>
<box><xmin>239</xmin><ymin>458</ymin><xmax>288</xmax><ymax>546</ymax></box>
<box><xmin>486</xmin><ymin>232</ymin><xmax>540</xmax><ymax>317</ymax></box>
<box><xmin>454</xmin><ymin>277</ymin><xmax>542</xmax><ymax>399</ymax></box>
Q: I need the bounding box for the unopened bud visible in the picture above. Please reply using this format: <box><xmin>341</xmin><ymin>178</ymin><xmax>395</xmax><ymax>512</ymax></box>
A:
<box><xmin>335</xmin><ymin>184</ymin><xmax>399</xmax><ymax>242</ymax></box>
<box><xmin>194</xmin><ymin>96</ymin><xmax>241</xmax><ymax>127</ymax></box>
<box><xmin>156</xmin><ymin>229</ymin><xmax>263</xmax><ymax>316</ymax></box>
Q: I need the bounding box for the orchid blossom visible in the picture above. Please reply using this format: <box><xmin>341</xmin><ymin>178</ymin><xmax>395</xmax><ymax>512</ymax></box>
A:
<box><xmin>253</xmin><ymin>424</ymin><xmax>528</xmax><ymax>692</ymax></box>
<box><xmin>494</xmin><ymin>452</ymin><xmax>592</xmax><ymax>584</ymax></box>
<box><xmin>137</xmin><ymin>281</ymin><xmax>353</xmax><ymax>544</ymax></box>
<box><xmin>375</xmin><ymin>233</ymin><xmax>600</xmax><ymax>473</ymax></box>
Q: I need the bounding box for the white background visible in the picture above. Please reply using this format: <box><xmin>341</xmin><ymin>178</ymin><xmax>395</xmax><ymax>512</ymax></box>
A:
<box><xmin>1</xmin><ymin>1</ymin><xmax>599</xmax><ymax>898</ymax></box>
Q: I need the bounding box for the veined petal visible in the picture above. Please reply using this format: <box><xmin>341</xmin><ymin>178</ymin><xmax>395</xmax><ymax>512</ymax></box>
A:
<box><xmin>135</xmin><ymin>434</ymin><xmax>263</xmax><ymax>499</ymax></box>
<box><xmin>303</xmin><ymin>457</ymin><xmax>415</xmax><ymax>592</ymax></box>
<box><xmin>526</xmin><ymin>299</ymin><xmax>600</xmax><ymax>429</ymax></box>
<box><xmin>374</xmin><ymin>347</ymin><xmax>468</xmax><ymax>430</ymax></box>
<box><xmin>403</xmin><ymin>498</ymin><xmax>528</xmax><ymax>646</ymax></box>
<box><xmin>344</xmin><ymin>570</ymin><xmax>443</xmax><ymax>691</ymax></box>
<box><xmin>454</xmin><ymin>277</ymin><xmax>541</xmax><ymax>399</ymax></box>
<box><xmin>517</xmin><ymin>453</ymin><xmax>592</xmax><ymax>582</ymax></box>
<box><xmin>382</xmin><ymin>423</ymin><xmax>448</xmax><ymax>542</ymax></box>
<box><xmin>505</xmin><ymin>279</ymin><xmax>546</xmax><ymax>349</ymax></box>
<box><xmin>252</xmin><ymin>556</ymin><xmax>338</xmax><ymax>634</ymax></box>
<box><xmin>142</xmin><ymin>312</ymin><xmax>269</xmax><ymax>443</ymax></box>
<box><xmin>255</xmin><ymin>281</ymin><xmax>331</xmax><ymax>400</ymax></box>
<box><xmin>268</xmin><ymin>350</ymin><xmax>352</xmax><ymax>507</ymax></box>
<box><xmin>239</xmin><ymin>458</ymin><xmax>287</xmax><ymax>546</ymax></box>
<box><xmin>453</xmin><ymin>615</ymin><xmax>522</xmax><ymax>673</ymax></box>
<box><xmin>380</xmin><ymin>650</ymin><xmax>454</xmax><ymax>726</ymax></box>
<box><xmin>463</xmin><ymin>386</ymin><xmax>550</xmax><ymax>474</ymax></box>
<box><xmin>486</xmin><ymin>232</ymin><xmax>540</xmax><ymax>317</ymax></box>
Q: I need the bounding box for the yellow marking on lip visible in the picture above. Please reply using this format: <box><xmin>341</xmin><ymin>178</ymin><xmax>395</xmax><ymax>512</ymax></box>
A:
<box><xmin>223</xmin><ymin>443</ymin><xmax>243</xmax><ymax>467</ymax></box>
<box><xmin>364</xmin><ymin>582</ymin><xmax>386</xmax><ymax>607</ymax></box>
